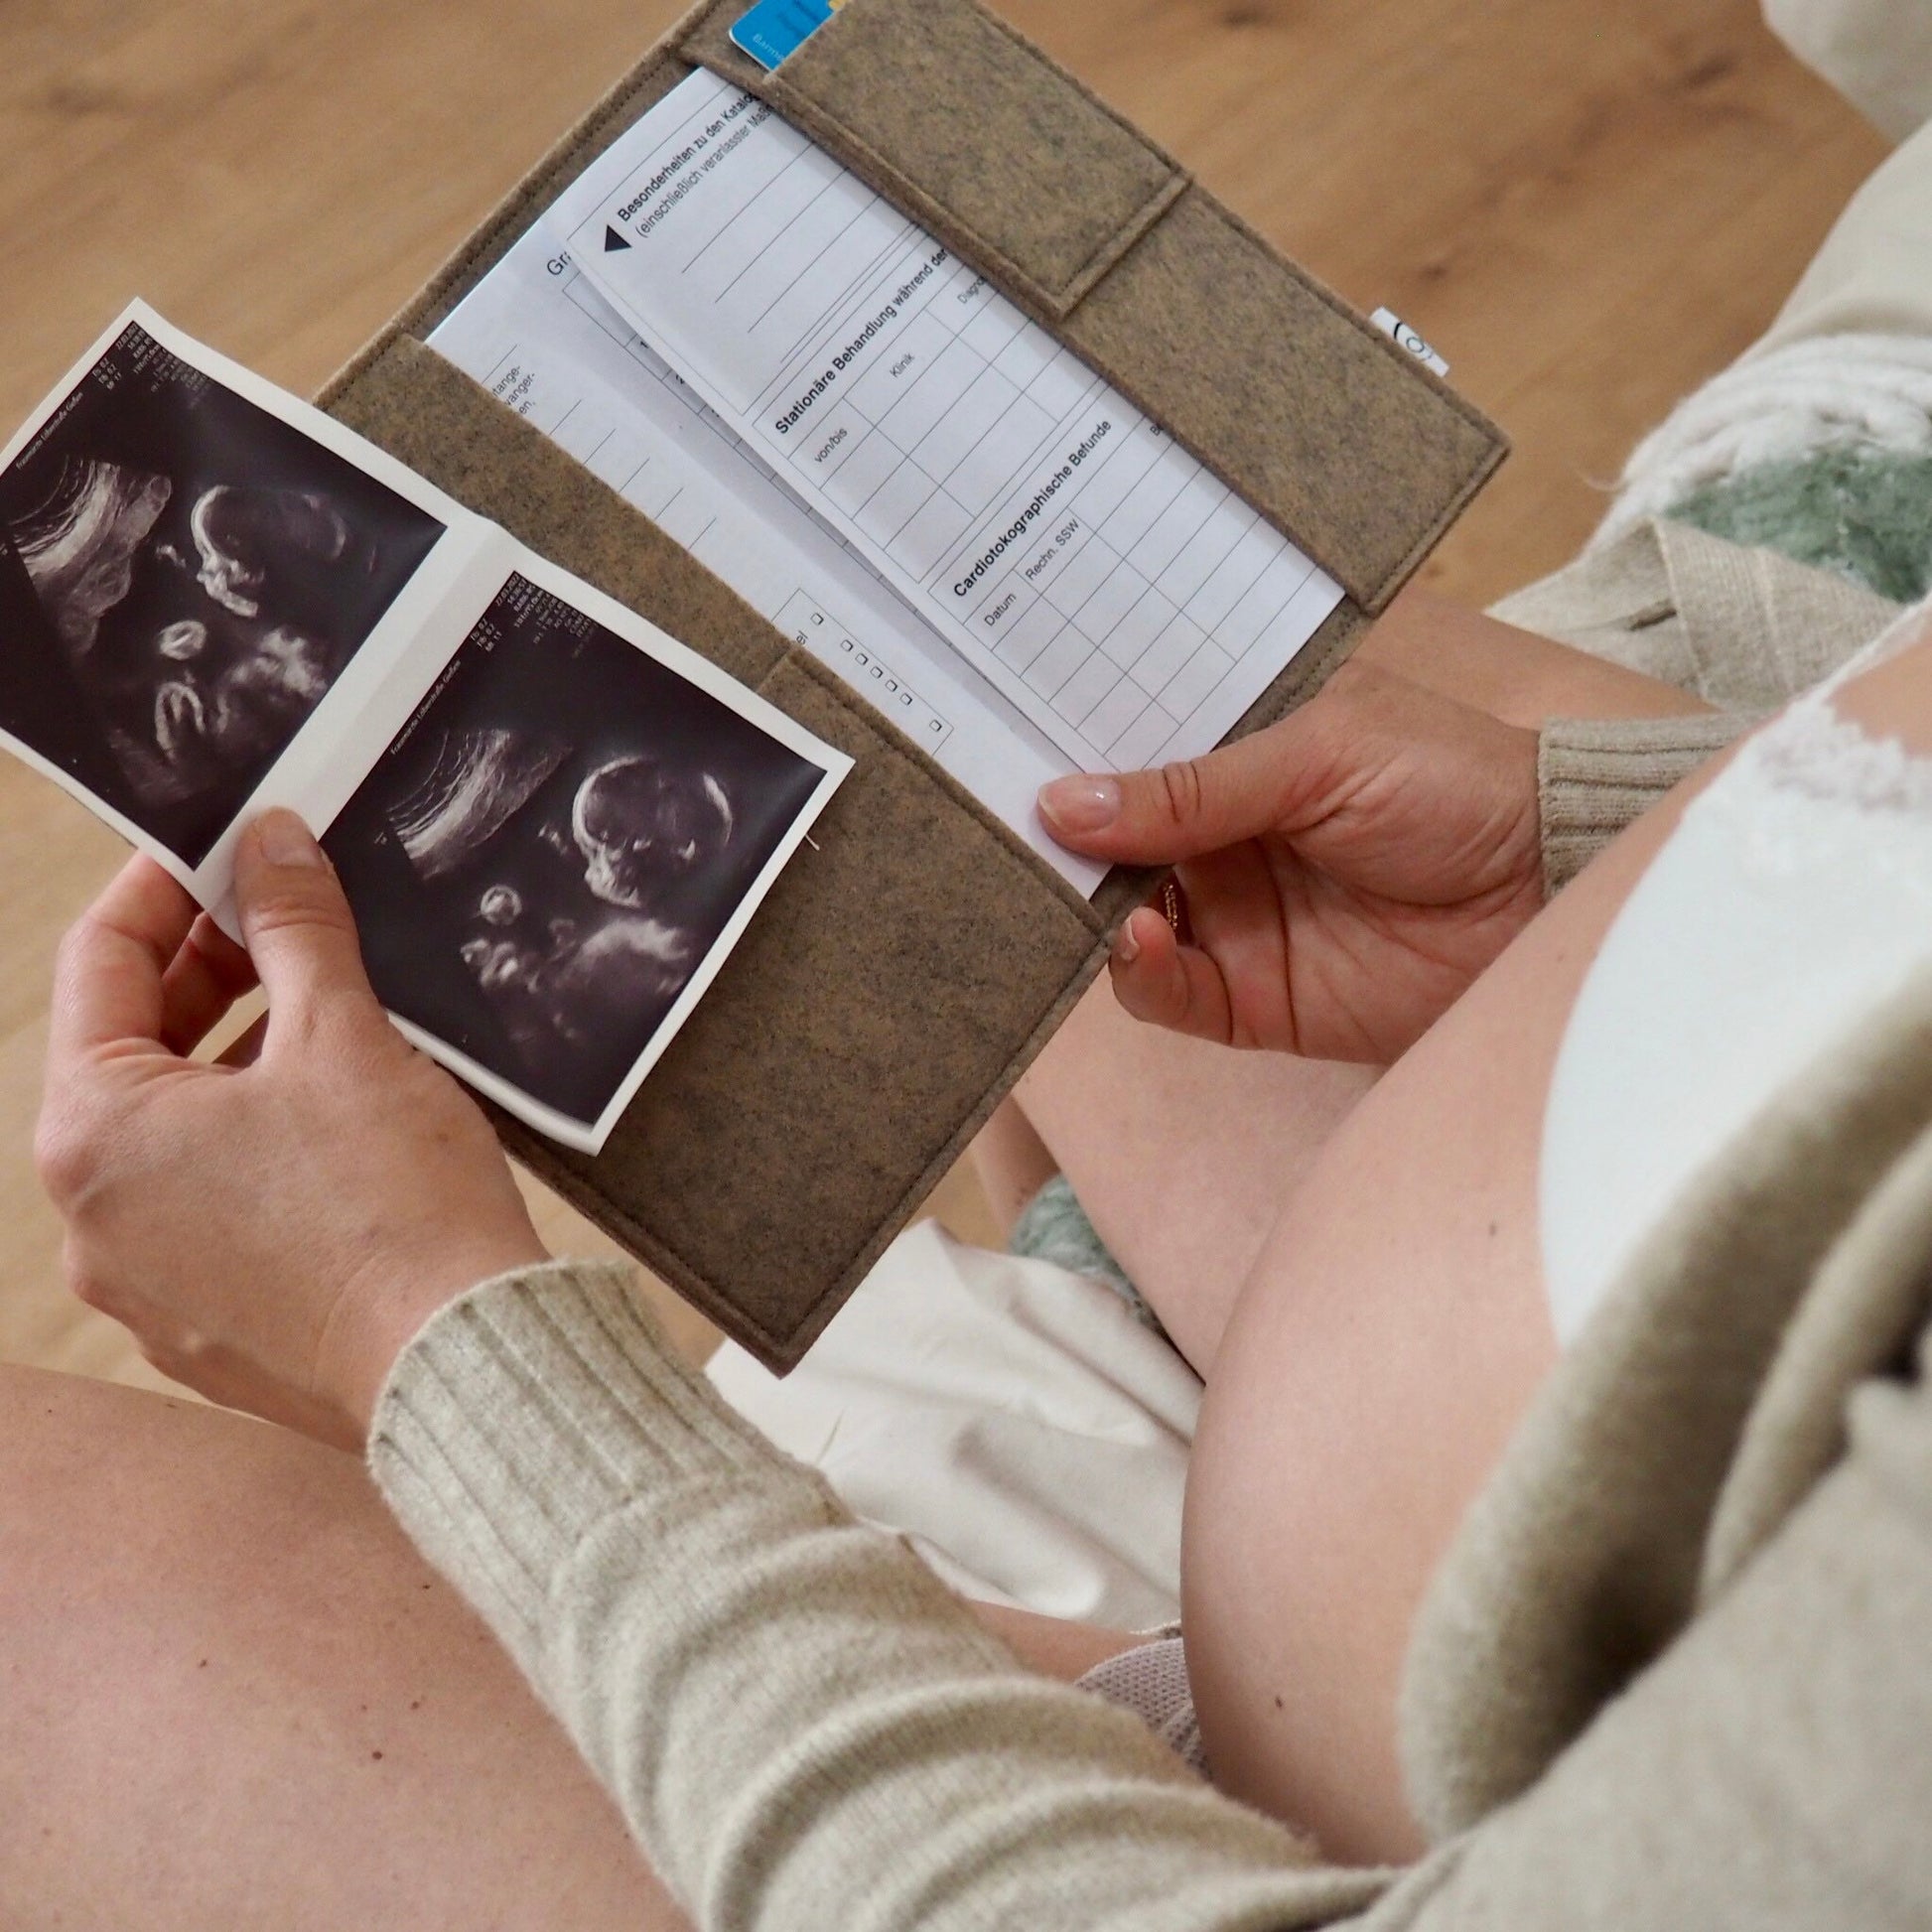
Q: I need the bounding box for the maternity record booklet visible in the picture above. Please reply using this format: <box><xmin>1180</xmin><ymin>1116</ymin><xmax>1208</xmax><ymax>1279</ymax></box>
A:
<box><xmin>425</xmin><ymin>68</ymin><xmax>1346</xmax><ymax>897</ymax></box>
<box><xmin>0</xmin><ymin>301</ymin><xmax>851</xmax><ymax>1153</ymax></box>
<box><xmin>285</xmin><ymin>0</ymin><xmax>1506</xmax><ymax>1366</ymax></box>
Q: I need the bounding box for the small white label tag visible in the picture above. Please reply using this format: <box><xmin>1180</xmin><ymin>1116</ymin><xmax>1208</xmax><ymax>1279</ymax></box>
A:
<box><xmin>1370</xmin><ymin>307</ymin><xmax>1449</xmax><ymax>378</ymax></box>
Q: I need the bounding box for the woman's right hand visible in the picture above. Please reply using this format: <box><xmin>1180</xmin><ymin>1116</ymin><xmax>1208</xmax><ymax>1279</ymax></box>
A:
<box><xmin>1036</xmin><ymin>660</ymin><xmax>1544</xmax><ymax>1062</ymax></box>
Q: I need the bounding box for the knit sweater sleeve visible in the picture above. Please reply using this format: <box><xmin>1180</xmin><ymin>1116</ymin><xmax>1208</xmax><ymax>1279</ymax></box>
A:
<box><xmin>366</xmin><ymin>1260</ymin><xmax>1391</xmax><ymax>1932</ymax></box>
<box><xmin>1538</xmin><ymin>710</ymin><xmax>1754</xmax><ymax>893</ymax></box>
<box><xmin>368</xmin><ymin>1255</ymin><xmax>1932</xmax><ymax>1930</ymax></box>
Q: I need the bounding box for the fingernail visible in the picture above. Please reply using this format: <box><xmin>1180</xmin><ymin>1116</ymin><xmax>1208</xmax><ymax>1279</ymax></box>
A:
<box><xmin>253</xmin><ymin>809</ymin><xmax>325</xmax><ymax>869</ymax></box>
<box><xmin>1114</xmin><ymin>914</ymin><xmax>1142</xmax><ymax>966</ymax></box>
<box><xmin>1039</xmin><ymin>774</ymin><xmax>1122</xmax><ymax>833</ymax></box>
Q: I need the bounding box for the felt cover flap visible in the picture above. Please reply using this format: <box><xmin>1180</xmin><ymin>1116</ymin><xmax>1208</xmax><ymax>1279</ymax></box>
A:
<box><xmin>1059</xmin><ymin>188</ymin><xmax>1501</xmax><ymax>618</ymax></box>
<box><xmin>702</xmin><ymin>0</ymin><xmax>1505</xmax><ymax>612</ymax></box>
<box><xmin>736</xmin><ymin>0</ymin><xmax>1187</xmax><ymax>319</ymax></box>
<box><xmin>314</xmin><ymin>0</ymin><xmax>1483</xmax><ymax>1366</ymax></box>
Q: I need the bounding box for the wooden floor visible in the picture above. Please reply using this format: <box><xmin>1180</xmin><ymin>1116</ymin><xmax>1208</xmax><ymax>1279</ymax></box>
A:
<box><xmin>0</xmin><ymin>0</ymin><xmax>1886</xmax><ymax>1390</ymax></box>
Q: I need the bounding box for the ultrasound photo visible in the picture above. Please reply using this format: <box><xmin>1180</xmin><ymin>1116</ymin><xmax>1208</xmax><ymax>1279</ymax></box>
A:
<box><xmin>326</xmin><ymin>573</ymin><xmax>832</xmax><ymax>1128</ymax></box>
<box><xmin>0</xmin><ymin>321</ymin><xmax>444</xmax><ymax>863</ymax></box>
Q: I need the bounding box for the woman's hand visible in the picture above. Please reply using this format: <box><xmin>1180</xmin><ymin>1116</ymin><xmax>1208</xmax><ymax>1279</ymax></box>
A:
<box><xmin>37</xmin><ymin>811</ymin><xmax>547</xmax><ymax>1449</ymax></box>
<box><xmin>1037</xmin><ymin>660</ymin><xmax>1544</xmax><ymax>1062</ymax></box>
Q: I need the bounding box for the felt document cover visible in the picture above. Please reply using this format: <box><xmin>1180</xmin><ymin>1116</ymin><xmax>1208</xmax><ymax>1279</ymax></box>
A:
<box><xmin>319</xmin><ymin>0</ymin><xmax>1507</xmax><ymax>1370</ymax></box>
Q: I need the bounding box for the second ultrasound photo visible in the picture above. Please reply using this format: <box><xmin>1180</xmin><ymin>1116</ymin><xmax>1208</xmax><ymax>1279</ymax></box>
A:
<box><xmin>326</xmin><ymin>573</ymin><xmax>833</xmax><ymax>1131</ymax></box>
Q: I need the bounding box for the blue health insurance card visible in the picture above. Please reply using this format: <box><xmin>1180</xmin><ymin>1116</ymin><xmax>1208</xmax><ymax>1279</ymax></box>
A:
<box><xmin>730</xmin><ymin>0</ymin><xmax>834</xmax><ymax>69</ymax></box>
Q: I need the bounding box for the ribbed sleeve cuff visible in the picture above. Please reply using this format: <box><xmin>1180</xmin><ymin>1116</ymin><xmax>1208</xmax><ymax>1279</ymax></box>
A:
<box><xmin>366</xmin><ymin>1260</ymin><xmax>786</xmax><ymax>1670</ymax></box>
<box><xmin>1538</xmin><ymin>710</ymin><xmax>1753</xmax><ymax>895</ymax></box>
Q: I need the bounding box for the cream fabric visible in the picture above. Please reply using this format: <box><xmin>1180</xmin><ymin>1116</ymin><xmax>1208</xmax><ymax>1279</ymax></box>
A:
<box><xmin>1498</xmin><ymin>519</ymin><xmax>1899</xmax><ymax>892</ymax></box>
<box><xmin>1756</xmin><ymin>105</ymin><xmax>1932</xmax><ymax>352</ymax></box>
<box><xmin>1764</xmin><ymin>0</ymin><xmax>1932</xmax><ymax>144</ymax></box>
<box><xmin>706</xmin><ymin>1220</ymin><xmax>1199</xmax><ymax>1630</ymax></box>
<box><xmin>1504</xmin><ymin>69</ymin><xmax>1932</xmax><ymax>866</ymax></box>
<box><xmin>1588</xmin><ymin>338</ymin><xmax>1932</xmax><ymax>553</ymax></box>
<box><xmin>1494</xmin><ymin>517</ymin><xmax>1899</xmax><ymax>700</ymax></box>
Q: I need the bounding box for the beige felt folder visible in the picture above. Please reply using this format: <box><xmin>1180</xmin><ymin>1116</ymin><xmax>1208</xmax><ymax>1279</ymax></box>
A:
<box><xmin>318</xmin><ymin>0</ymin><xmax>1506</xmax><ymax>1370</ymax></box>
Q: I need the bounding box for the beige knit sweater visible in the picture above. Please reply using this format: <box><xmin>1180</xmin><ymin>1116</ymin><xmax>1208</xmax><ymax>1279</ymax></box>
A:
<box><xmin>370</xmin><ymin>919</ymin><xmax>1932</xmax><ymax>1927</ymax></box>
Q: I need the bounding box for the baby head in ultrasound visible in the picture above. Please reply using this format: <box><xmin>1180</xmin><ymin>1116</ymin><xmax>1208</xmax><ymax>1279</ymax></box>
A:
<box><xmin>11</xmin><ymin>461</ymin><xmax>369</xmax><ymax>808</ymax></box>
<box><xmin>570</xmin><ymin>753</ymin><xmax>736</xmax><ymax>907</ymax></box>
<box><xmin>396</xmin><ymin>731</ymin><xmax>739</xmax><ymax>1071</ymax></box>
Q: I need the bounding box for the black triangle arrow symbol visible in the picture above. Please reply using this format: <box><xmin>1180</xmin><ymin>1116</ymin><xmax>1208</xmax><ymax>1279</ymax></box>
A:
<box><xmin>604</xmin><ymin>224</ymin><xmax>631</xmax><ymax>252</ymax></box>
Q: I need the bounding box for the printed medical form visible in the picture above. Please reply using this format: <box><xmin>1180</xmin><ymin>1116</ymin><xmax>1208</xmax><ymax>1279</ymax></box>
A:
<box><xmin>433</xmin><ymin>68</ymin><xmax>1343</xmax><ymax>897</ymax></box>
<box><xmin>430</xmin><ymin>222</ymin><xmax>1101</xmax><ymax>890</ymax></box>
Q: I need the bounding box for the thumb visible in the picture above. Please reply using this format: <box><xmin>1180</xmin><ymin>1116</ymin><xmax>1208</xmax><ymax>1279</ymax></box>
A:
<box><xmin>1036</xmin><ymin>715</ymin><xmax>1319</xmax><ymax>864</ymax></box>
<box><xmin>232</xmin><ymin>810</ymin><xmax>381</xmax><ymax>1036</ymax></box>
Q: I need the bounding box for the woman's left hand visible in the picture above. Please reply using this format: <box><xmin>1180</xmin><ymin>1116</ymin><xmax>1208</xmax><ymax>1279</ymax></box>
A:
<box><xmin>37</xmin><ymin>811</ymin><xmax>548</xmax><ymax>1449</ymax></box>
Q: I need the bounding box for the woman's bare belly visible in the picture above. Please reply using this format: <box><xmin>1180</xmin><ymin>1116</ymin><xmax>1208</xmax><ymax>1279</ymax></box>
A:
<box><xmin>1173</xmin><ymin>792</ymin><xmax>1689</xmax><ymax>1862</ymax></box>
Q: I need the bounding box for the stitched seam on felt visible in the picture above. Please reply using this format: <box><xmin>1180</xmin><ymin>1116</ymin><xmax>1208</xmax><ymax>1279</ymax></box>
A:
<box><xmin>762</xmin><ymin>82</ymin><xmax>1184</xmax><ymax>314</ymax></box>
<box><xmin>775</xmin><ymin>0</ymin><xmax>1188</xmax><ymax>304</ymax></box>
<box><xmin>1054</xmin><ymin>170</ymin><xmax>1191</xmax><ymax>312</ymax></box>
<box><xmin>952</xmin><ymin>0</ymin><xmax>1186</xmax><ymax>172</ymax></box>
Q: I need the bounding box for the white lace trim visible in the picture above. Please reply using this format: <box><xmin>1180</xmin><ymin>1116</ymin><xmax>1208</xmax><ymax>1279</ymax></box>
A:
<box><xmin>1740</xmin><ymin>692</ymin><xmax>1932</xmax><ymax>816</ymax></box>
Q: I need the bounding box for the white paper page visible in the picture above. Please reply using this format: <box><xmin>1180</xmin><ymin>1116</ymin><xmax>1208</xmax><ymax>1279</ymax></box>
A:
<box><xmin>427</xmin><ymin>223</ymin><xmax>1102</xmax><ymax>893</ymax></box>
<box><xmin>551</xmin><ymin>69</ymin><xmax>1344</xmax><ymax>775</ymax></box>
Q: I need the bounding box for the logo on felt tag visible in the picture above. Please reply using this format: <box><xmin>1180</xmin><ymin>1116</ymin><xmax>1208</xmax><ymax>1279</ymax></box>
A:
<box><xmin>1370</xmin><ymin>308</ymin><xmax>1449</xmax><ymax>378</ymax></box>
<box><xmin>730</xmin><ymin>0</ymin><xmax>836</xmax><ymax>70</ymax></box>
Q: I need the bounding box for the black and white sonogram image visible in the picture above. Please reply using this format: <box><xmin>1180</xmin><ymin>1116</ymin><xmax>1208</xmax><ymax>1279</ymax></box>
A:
<box><xmin>0</xmin><ymin>322</ymin><xmax>444</xmax><ymax>862</ymax></box>
<box><xmin>325</xmin><ymin>575</ymin><xmax>829</xmax><ymax>1126</ymax></box>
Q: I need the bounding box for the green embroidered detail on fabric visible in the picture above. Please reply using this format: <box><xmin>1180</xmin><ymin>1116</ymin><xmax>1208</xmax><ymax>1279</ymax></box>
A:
<box><xmin>1010</xmin><ymin>1173</ymin><xmax>1166</xmax><ymax>1334</ymax></box>
<box><xmin>1669</xmin><ymin>448</ymin><xmax>1932</xmax><ymax>604</ymax></box>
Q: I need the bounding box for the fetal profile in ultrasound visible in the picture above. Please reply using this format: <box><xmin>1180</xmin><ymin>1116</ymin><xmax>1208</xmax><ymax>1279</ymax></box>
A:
<box><xmin>327</xmin><ymin>575</ymin><xmax>828</xmax><ymax>1127</ymax></box>
<box><xmin>0</xmin><ymin>323</ymin><xmax>444</xmax><ymax>863</ymax></box>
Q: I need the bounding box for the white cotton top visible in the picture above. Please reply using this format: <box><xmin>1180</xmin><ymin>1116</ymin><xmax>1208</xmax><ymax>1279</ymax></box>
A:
<box><xmin>1541</xmin><ymin>673</ymin><xmax>1932</xmax><ymax>1346</ymax></box>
